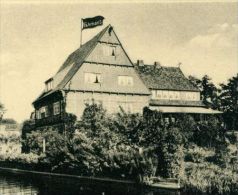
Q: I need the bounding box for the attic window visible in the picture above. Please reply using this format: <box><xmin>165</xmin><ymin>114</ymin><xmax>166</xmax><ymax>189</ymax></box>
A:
<box><xmin>45</xmin><ymin>78</ymin><xmax>53</xmax><ymax>92</ymax></box>
<box><xmin>103</xmin><ymin>45</ymin><xmax>116</xmax><ymax>57</ymax></box>
<box><xmin>84</xmin><ymin>72</ymin><xmax>102</xmax><ymax>84</ymax></box>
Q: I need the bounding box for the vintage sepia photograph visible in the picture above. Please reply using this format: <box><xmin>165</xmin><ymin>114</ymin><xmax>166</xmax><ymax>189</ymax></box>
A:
<box><xmin>0</xmin><ymin>0</ymin><xmax>237</xmax><ymax>194</ymax></box>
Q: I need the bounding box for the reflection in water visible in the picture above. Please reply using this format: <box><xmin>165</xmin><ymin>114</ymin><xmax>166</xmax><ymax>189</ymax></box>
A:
<box><xmin>0</xmin><ymin>174</ymin><xmax>38</xmax><ymax>195</ymax></box>
<box><xmin>0</xmin><ymin>172</ymin><xmax>181</xmax><ymax>195</ymax></box>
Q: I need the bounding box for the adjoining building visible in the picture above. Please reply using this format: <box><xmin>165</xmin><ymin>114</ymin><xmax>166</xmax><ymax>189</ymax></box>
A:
<box><xmin>134</xmin><ymin>60</ymin><xmax>222</xmax><ymax>121</ymax></box>
<box><xmin>32</xmin><ymin>25</ymin><xmax>151</xmax><ymax>128</ymax></box>
<box><xmin>32</xmin><ymin>24</ymin><xmax>221</xmax><ymax>128</ymax></box>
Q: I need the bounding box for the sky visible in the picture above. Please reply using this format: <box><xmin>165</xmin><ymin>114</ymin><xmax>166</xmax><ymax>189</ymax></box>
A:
<box><xmin>0</xmin><ymin>0</ymin><xmax>238</xmax><ymax>122</ymax></box>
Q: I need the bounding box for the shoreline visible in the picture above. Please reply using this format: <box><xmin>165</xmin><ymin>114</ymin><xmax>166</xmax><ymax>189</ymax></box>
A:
<box><xmin>0</xmin><ymin>166</ymin><xmax>181</xmax><ymax>190</ymax></box>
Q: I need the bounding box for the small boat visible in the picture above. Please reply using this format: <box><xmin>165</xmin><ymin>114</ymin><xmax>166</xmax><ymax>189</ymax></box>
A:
<box><xmin>144</xmin><ymin>177</ymin><xmax>182</xmax><ymax>190</ymax></box>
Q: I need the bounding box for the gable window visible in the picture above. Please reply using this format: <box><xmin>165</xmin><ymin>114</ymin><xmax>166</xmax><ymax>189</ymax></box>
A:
<box><xmin>118</xmin><ymin>76</ymin><xmax>134</xmax><ymax>86</ymax></box>
<box><xmin>84</xmin><ymin>73</ymin><xmax>102</xmax><ymax>84</ymax></box>
<box><xmin>111</xmin><ymin>46</ymin><xmax>116</xmax><ymax>56</ymax></box>
<box><xmin>103</xmin><ymin>45</ymin><xmax>116</xmax><ymax>56</ymax></box>
<box><xmin>53</xmin><ymin>102</ymin><xmax>60</xmax><ymax>115</ymax></box>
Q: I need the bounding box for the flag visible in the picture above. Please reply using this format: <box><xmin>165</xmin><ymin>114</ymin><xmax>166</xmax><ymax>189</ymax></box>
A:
<box><xmin>82</xmin><ymin>16</ymin><xmax>105</xmax><ymax>30</ymax></box>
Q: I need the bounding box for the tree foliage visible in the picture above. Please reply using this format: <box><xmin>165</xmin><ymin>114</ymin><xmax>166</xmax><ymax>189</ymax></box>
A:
<box><xmin>189</xmin><ymin>74</ymin><xmax>238</xmax><ymax>130</ymax></box>
<box><xmin>24</xmin><ymin>103</ymin><xmax>228</xmax><ymax>179</ymax></box>
<box><xmin>0</xmin><ymin>102</ymin><xmax>5</xmax><ymax>121</ymax></box>
<box><xmin>219</xmin><ymin>74</ymin><xmax>238</xmax><ymax>130</ymax></box>
<box><xmin>189</xmin><ymin>75</ymin><xmax>219</xmax><ymax>109</ymax></box>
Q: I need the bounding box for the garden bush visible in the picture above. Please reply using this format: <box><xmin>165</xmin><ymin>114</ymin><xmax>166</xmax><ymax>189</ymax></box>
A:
<box><xmin>183</xmin><ymin>162</ymin><xmax>238</xmax><ymax>194</ymax></box>
<box><xmin>184</xmin><ymin>144</ymin><xmax>215</xmax><ymax>163</ymax></box>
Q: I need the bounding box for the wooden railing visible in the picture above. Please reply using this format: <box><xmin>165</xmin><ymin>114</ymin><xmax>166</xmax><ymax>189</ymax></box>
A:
<box><xmin>35</xmin><ymin>113</ymin><xmax>65</xmax><ymax>127</ymax></box>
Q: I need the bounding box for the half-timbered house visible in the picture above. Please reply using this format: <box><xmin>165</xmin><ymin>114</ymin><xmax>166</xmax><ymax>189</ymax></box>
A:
<box><xmin>32</xmin><ymin>25</ymin><xmax>150</xmax><ymax>128</ymax></box>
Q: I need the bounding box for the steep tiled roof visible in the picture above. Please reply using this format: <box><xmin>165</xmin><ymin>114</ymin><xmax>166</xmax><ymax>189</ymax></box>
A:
<box><xmin>135</xmin><ymin>64</ymin><xmax>200</xmax><ymax>91</ymax></box>
<box><xmin>33</xmin><ymin>25</ymin><xmax>110</xmax><ymax>103</ymax></box>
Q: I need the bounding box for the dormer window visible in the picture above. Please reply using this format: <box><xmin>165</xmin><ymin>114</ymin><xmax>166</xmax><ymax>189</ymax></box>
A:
<box><xmin>45</xmin><ymin>78</ymin><xmax>53</xmax><ymax>92</ymax></box>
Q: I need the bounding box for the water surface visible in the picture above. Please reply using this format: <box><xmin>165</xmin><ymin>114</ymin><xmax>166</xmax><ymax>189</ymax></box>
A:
<box><xmin>0</xmin><ymin>171</ymin><xmax>183</xmax><ymax>195</ymax></box>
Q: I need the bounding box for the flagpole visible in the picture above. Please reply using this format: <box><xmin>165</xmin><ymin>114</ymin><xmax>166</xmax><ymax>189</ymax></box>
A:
<box><xmin>80</xmin><ymin>18</ymin><xmax>83</xmax><ymax>47</ymax></box>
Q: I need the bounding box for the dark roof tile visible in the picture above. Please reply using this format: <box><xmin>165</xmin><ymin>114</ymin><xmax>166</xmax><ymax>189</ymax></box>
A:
<box><xmin>135</xmin><ymin>65</ymin><xmax>199</xmax><ymax>91</ymax></box>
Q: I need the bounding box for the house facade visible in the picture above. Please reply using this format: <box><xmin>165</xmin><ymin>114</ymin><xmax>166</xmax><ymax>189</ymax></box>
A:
<box><xmin>134</xmin><ymin>60</ymin><xmax>221</xmax><ymax>121</ymax></box>
<box><xmin>32</xmin><ymin>25</ymin><xmax>150</xmax><ymax>128</ymax></box>
<box><xmin>32</xmin><ymin>24</ymin><xmax>221</xmax><ymax>128</ymax></box>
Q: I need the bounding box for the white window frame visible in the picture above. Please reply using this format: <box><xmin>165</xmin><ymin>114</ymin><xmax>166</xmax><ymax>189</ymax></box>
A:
<box><xmin>53</xmin><ymin>102</ymin><xmax>60</xmax><ymax>115</ymax></box>
<box><xmin>151</xmin><ymin>90</ymin><xmax>200</xmax><ymax>101</ymax></box>
<box><xmin>36</xmin><ymin>110</ymin><xmax>41</xmax><ymax>119</ymax></box>
<box><xmin>45</xmin><ymin>80</ymin><xmax>53</xmax><ymax>92</ymax></box>
<box><xmin>151</xmin><ymin>90</ymin><xmax>156</xmax><ymax>99</ymax></box>
<box><xmin>39</xmin><ymin>106</ymin><xmax>47</xmax><ymax>118</ymax></box>
<box><xmin>84</xmin><ymin>99</ymin><xmax>102</xmax><ymax>105</ymax></box>
<box><xmin>118</xmin><ymin>76</ymin><xmax>134</xmax><ymax>86</ymax></box>
<box><xmin>84</xmin><ymin>72</ymin><xmax>102</xmax><ymax>84</ymax></box>
<box><xmin>103</xmin><ymin>45</ymin><xmax>116</xmax><ymax>56</ymax></box>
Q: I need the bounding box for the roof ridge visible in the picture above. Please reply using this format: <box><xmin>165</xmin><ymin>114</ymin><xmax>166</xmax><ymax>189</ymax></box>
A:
<box><xmin>33</xmin><ymin>25</ymin><xmax>111</xmax><ymax>103</ymax></box>
<box><xmin>56</xmin><ymin>25</ymin><xmax>110</xmax><ymax>73</ymax></box>
<box><xmin>55</xmin><ymin>25</ymin><xmax>111</xmax><ymax>89</ymax></box>
<box><xmin>138</xmin><ymin>64</ymin><xmax>180</xmax><ymax>69</ymax></box>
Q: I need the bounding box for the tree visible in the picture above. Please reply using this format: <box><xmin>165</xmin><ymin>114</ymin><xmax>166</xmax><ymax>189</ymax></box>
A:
<box><xmin>175</xmin><ymin>114</ymin><xmax>197</xmax><ymax>145</ymax></box>
<box><xmin>134</xmin><ymin>108</ymin><xmax>184</xmax><ymax>178</ymax></box>
<box><xmin>0</xmin><ymin>102</ymin><xmax>5</xmax><ymax>121</ymax></box>
<box><xmin>194</xmin><ymin>115</ymin><xmax>225</xmax><ymax>148</ymax></box>
<box><xmin>189</xmin><ymin>75</ymin><xmax>219</xmax><ymax>109</ymax></box>
<box><xmin>219</xmin><ymin>74</ymin><xmax>238</xmax><ymax>130</ymax></box>
<box><xmin>112</xmin><ymin>109</ymin><xmax>142</xmax><ymax>144</ymax></box>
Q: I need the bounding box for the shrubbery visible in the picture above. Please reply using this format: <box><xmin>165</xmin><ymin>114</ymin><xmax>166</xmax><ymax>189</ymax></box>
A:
<box><xmin>0</xmin><ymin>152</ymin><xmax>40</xmax><ymax>170</ymax></box>
<box><xmin>185</xmin><ymin>144</ymin><xmax>215</xmax><ymax>163</ymax></box>
<box><xmin>16</xmin><ymin>103</ymin><xmax>238</xmax><ymax>194</ymax></box>
<box><xmin>183</xmin><ymin>162</ymin><xmax>238</xmax><ymax>194</ymax></box>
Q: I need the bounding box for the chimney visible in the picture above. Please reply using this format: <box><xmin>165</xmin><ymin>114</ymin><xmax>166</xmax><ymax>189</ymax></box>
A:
<box><xmin>154</xmin><ymin>61</ymin><xmax>161</xmax><ymax>69</ymax></box>
<box><xmin>137</xmin><ymin>60</ymin><xmax>144</xmax><ymax>66</ymax></box>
